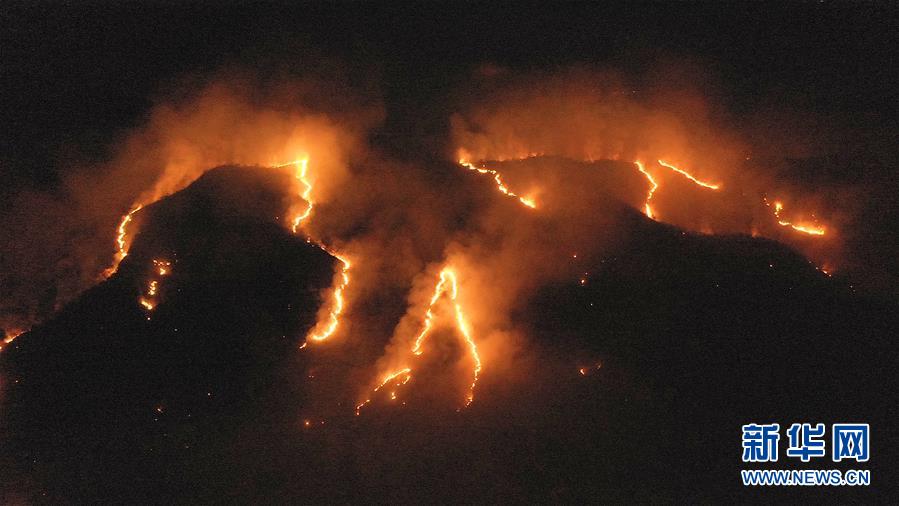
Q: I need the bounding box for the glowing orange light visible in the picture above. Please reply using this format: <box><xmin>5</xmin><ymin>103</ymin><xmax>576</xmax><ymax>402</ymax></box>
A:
<box><xmin>411</xmin><ymin>269</ymin><xmax>458</xmax><ymax>355</ymax></box>
<box><xmin>0</xmin><ymin>329</ymin><xmax>23</xmax><ymax>352</ymax></box>
<box><xmin>306</xmin><ymin>252</ymin><xmax>351</xmax><ymax>343</ymax></box>
<box><xmin>789</xmin><ymin>224</ymin><xmax>826</xmax><ymax>236</ymax></box>
<box><xmin>578</xmin><ymin>362</ymin><xmax>602</xmax><ymax>376</ymax></box>
<box><xmin>355</xmin><ymin>368</ymin><xmax>412</xmax><ymax>415</ymax></box>
<box><xmin>766</xmin><ymin>198</ymin><xmax>826</xmax><ymax>236</ymax></box>
<box><xmin>290</xmin><ymin>158</ymin><xmax>313</xmax><ymax>232</ymax></box>
<box><xmin>104</xmin><ymin>204</ymin><xmax>144</xmax><ymax>277</ymax></box>
<box><xmin>138</xmin><ymin>259</ymin><xmax>172</xmax><ymax>313</ymax></box>
<box><xmin>634</xmin><ymin>161</ymin><xmax>658</xmax><ymax>219</ymax></box>
<box><xmin>459</xmin><ymin>159</ymin><xmax>537</xmax><ymax>209</ymax></box>
<box><xmin>357</xmin><ymin>267</ymin><xmax>482</xmax><ymax>414</ymax></box>
<box><xmin>154</xmin><ymin>259</ymin><xmax>171</xmax><ymax>276</ymax></box>
<box><xmin>657</xmin><ymin>160</ymin><xmax>721</xmax><ymax>190</ymax></box>
<box><xmin>274</xmin><ymin>158</ymin><xmax>352</xmax><ymax>346</ymax></box>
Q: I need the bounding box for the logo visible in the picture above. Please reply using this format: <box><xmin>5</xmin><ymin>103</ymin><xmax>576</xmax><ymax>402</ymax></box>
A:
<box><xmin>786</xmin><ymin>423</ymin><xmax>826</xmax><ymax>462</ymax></box>
<box><xmin>832</xmin><ymin>424</ymin><xmax>869</xmax><ymax>462</ymax></box>
<box><xmin>742</xmin><ymin>423</ymin><xmax>780</xmax><ymax>463</ymax></box>
<box><xmin>741</xmin><ymin>422</ymin><xmax>871</xmax><ymax>486</ymax></box>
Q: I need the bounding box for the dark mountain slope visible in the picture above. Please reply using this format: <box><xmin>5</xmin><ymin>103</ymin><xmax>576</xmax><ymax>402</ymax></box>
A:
<box><xmin>0</xmin><ymin>165</ymin><xmax>895</xmax><ymax>503</ymax></box>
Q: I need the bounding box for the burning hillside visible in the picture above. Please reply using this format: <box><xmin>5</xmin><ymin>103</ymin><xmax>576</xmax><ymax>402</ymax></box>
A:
<box><xmin>0</xmin><ymin>45</ymin><xmax>896</xmax><ymax>500</ymax></box>
<box><xmin>1</xmin><ymin>154</ymin><xmax>896</xmax><ymax>501</ymax></box>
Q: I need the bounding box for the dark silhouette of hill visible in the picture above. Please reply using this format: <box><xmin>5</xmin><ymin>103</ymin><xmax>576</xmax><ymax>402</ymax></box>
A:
<box><xmin>1</xmin><ymin>165</ymin><xmax>895</xmax><ymax>503</ymax></box>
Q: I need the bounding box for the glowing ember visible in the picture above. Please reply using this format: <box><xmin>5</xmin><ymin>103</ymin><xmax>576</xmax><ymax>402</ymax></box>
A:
<box><xmin>355</xmin><ymin>368</ymin><xmax>412</xmax><ymax>415</ymax></box>
<box><xmin>357</xmin><ymin>267</ymin><xmax>482</xmax><ymax>414</ymax></box>
<box><xmin>459</xmin><ymin>159</ymin><xmax>537</xmax><ymax>209</ymax></box>
<box><xmin>138</xmin><ymin>259</ymin><xmax>172</xmax><ymax>315</ymax></box>
<box><xmin>578</xmin><ymin>362</ymin><xmax>603</xmax><ymax>376</ymax></box>
<box><xmin>155</xmin><ymin>259</ymin><xmax>171</xmax><ymax>276</ymax></box>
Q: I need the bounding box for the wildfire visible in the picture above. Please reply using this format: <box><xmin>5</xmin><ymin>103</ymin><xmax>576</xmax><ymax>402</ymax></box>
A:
<box><xmin>273</xmin><ymin>158</ymin><xmax>313</xmax><ymax>232</ymax></box>
<box><xmin>455</xmin><ymin>154</ymin><xmax>830</xmax><ymax>251</ymax></box>
<box><xmin>104</xmin><ymin>204</ymin><xmax>144</xmax><ymax>277</ymax></box>
<box><xmin>139</xmin><ymin>259</ymin><xmax>171</xmax><ymax>316</ymax></box>
<box><xmin>765</xmin><ymin>198</ymin><xmax>826</xmax><ymax>236</ymax></box>
<box><xmin>631</xmin><ymin>159</ymin><xmax>719</xmax><ymax>220</ymax></box>
<box><xmin>287</xmin><ymin>158</ymin><xmax>313</xmax><ymax>233</ymax></box>
<box><xmin>355</xmin><ymin>368</ymin><xmax>413</xmax><ymax>415</ymax></box>
<box><xmin>459</xmin><ymin>159</ymin><xmax>537</xmax><ymax>209</ymax></box>
<box><xmin>634</xmin><ymin>161</ymin><xmax>658</xmax><ymax>218</ymax></box>
<box><xmin>274</xmin><ymin>158</ymin><xmax>352</xmax><ymax>346</ymax></box>
<box><xmin>306</xmin><ymin>251</ymin><xmax>351</xmax><ymax>343</ymax></box>
<box><xmin>459</xmin><ymin>156</ymin><xmax>721</xmax><ymax>220</ymax></box>
<box><xmin>356</xmin><ymin>267</ymin><xmax>481</xmax><ymax>414</ymax></box>
<box><xmin>0</xmin><ymin>329</ymin><xmax>23</xmax><ymax>352</ymax></box>
<box><xmin>656</xmin><ymin>160</ymin><xmax>721</xmax><ymax>190</ymax></box>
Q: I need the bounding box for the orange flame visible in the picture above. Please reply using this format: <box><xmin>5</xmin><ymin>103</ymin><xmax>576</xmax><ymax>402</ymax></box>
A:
<box><xmin>275</xmin><ymin>158</ymin><xmax>352</xmax><ymax>346</ymax></box>
<box><xmin>103</xmin><ymin>204</ymin><xmax>144</xmax><ymax>277</ymax></box>
<box><xmin>634</xmin><ymin>160</ymin><xmax>658</xmax><ymax>219</ymax></box>
<box><xmin>459</xmin><ymin>159</ymin><xmax>537</xmax><ymax>209</ymax></box>
<box><xmin>357</xmin><ymin>267</ymin><xmax>481</xmax><ymax>414</ymax></box>
<box><xmin>766</xmin><ymin>198</ymin><xmax>826</xmax><ymax>236</ymax></box>
<box><xmin>656</xmin><ymin>160</ymin><xmax>721</xmax><ymax>190</ymax></box>
<box><xmin>633</xmin><ymin>159</ymin><xmax>718</xmax><ymax>220</ymax></box>
<box><xmin>288</xmin><ymin>158</ymin><xmax>313</xmax><ymax>232</ymax></box>
<box><xmin>306</xmin><ymin>251</ymin><xmax>351</xmax><ymax>343</ymax></box>
<box><xmin>355</xmin><ymin>368</ymin><xmax>413</xmax><ymax>415</ymax></box>
<box><xmin>0</xmin><ymin>329</ymin><xmax>23</xmax><ymax>352</ymax></box>
<box><xmin>456</xmin><ymin>154</ymin><xmax>829</xmax><ymax>248</ymax></box>
<box><xmin>138</xmin><ymin>259</ymin><xmax>172</xmax><ymax>316</ymax></box>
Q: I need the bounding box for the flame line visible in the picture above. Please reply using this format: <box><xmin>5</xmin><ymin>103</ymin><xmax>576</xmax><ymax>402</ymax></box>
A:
<box><xmin>358</xmin><ymin>267</ymin><xmax>481</xmax><ymax>414</ymax></box>
<box><xmin>459</xmin><ymin>160</ymin><xmax>536</xmax><ymax>209</ymax></box>
<box><xmin>288</xmin><ymin>158</ymin><xmax>313</xmax><ymax>233</ymax></box>
<box><xmin>634</xmin><ymin>161</ymin><xmax>658</xmax><ymax>219</ymax></box>
<box><xmin>411</xmin><ymin>269</ymin><xmax>457</xmax><ymax>355</ymax></box>
<box><xmin>657</xmin><ymin>160</ymin><xmax>721</xmax><ymax>190</ymax></box>
<box><xmin>355</xmin><ymin>368</ymin><xmax>412</xmax><ymax>415</ymax></box>
<box><xmin>104</xmin><ymin>204</ymin><xmax>144</xmax><ymax>277</ymax></box>
<box><xmin>765</xmin><ymin>198</ymin><xmax>826</xmax><ymax>236</ymax></box>
<box><xmin>275</xmin><ymin>158</ymin><xmax>353</xmax><ymax>345</ymax></box>
<box><xmin>307</xmin><ymin>252</ymin><xmax>351</xmax><ymax>342</ymax></box>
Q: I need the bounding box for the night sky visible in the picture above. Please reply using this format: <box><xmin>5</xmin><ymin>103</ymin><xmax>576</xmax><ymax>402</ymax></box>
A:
<box><xmin>3</xmin><ymin>2</ymin><xmax>897</xmax><ymax>188</ymax></box>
